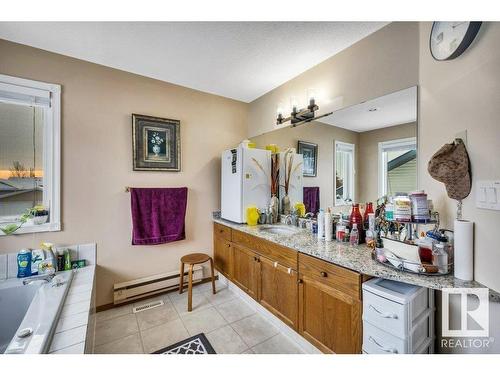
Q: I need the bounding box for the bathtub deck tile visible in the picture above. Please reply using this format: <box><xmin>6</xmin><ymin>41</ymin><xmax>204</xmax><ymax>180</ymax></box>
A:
<box><xmin>49</xmin><ymin>325</ymin><xmax>87</xmax><ymax>352</ymax></box>
<box><xmin>51</xmin><ymin>342</ymin><xmax>85</xmax><ymax>354</ymax></box>
<box><xmin>56</xmin><ymin>311</ymin><xmax>89</xmax><ymax>333</ymax></box>
<box><xmin>64</xmin><ymin>290</ymin><xmax>92</xmax><ymax>305</ymax></box>
<box><xmin>60</xmin><ymin>299</ymin><xmax>91</xmax><ymax>318</ymax></box>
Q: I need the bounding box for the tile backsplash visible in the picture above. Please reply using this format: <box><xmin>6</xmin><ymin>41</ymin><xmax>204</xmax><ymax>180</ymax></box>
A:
<box><xmin>1</xmin><ymin>243</ymin><xmax>96</xmax><ymax>280</ymax></box>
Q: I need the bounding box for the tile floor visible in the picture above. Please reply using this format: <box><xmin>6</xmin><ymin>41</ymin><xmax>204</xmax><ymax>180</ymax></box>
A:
<box><xmin>94</xmin><ymin>280</ymin><xmax>304</xmax><ymax>354</ymax></box>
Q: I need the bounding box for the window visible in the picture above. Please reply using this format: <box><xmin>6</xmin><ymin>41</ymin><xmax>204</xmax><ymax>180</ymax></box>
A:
<box><xmin>335</xmin><ymin>141</ymin><xmax>355</xmax><ymax>206</ymax></box>
<box><xmin>0</xmin><ymin>74</ymin><xmax>61</xmax><ymax>235</ymax></box>
<box><xmin>378</xmin><ymin>137</ymin><xmax>417</xmax><ymax>197</ymax></box>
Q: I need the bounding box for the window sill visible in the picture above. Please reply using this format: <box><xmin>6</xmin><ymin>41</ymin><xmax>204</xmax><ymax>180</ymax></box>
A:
<box><xmin>0</xmin><ymin>222</ymin><xmax>61</xmax><ymax>236</ymax></box>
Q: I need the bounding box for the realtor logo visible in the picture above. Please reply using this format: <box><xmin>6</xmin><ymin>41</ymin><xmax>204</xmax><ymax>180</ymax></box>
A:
<box><xmin>442</xmin><ymin>288</ymin><xmax>489</xmax><ymax>337</ymax></box>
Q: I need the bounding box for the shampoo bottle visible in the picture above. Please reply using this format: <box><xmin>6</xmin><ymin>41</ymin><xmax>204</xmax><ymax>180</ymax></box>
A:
<box><xmin>17</xmin><ymin>249</ymin><xmax>32</xmax><ymax>278</ymax></box>
<box><xmin>317</xmin><ymin>209</ymin><xmax>325</xmax><ymax>240</ymax></box>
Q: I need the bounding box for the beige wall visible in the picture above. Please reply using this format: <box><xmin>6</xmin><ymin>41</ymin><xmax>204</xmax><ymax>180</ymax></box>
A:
<box><xmin>419</xmin><ymin>22</ymin><xmax>500</xmax><ymax>293</ymax></box>
<box><xmin>247</xmin><ymin>22</ymin><xmax>419</xmax><ymax>138</ymax></box>
<box><xmin>0</xmin><ymin>39</ymin><xmax>248</xmax><ymax>307</ymax></box>
<box><xmin>250</xmin><ymin>122</ymin><xmax>359</xmax><ymax>211</ymax></box>
<box><xmin>358</xmin><ymin>122</ymin><xmax>417</xmax><ymax>204</ymax></box>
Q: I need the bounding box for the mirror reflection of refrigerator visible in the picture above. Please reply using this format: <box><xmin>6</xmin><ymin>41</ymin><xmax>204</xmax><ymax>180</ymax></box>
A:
<box><xmin>221</xmin><ymin>146</ymin><xmax>271</xmax><ymax>223</ymax></box>
<box><xmin>278</xmin><ymin>152</ymin><xmax>303</xmax><ymax>210</ymax></box>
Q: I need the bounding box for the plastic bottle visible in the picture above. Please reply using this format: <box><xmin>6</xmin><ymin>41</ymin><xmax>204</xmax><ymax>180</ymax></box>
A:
<box><xmin>350</xmin><ymin>223</ymin><xmax>359</xmax><ymax>247</ymax></box>
<box><xmin>17</xmin><ymin>249</ymin><xmax>32</xmax><ymax>278</ymax></box>
<box><xmin>385</xmin><ymin>197</ymin><xmax>394</xmax><ymax>220</ymax></box>
<box><xmin>317</xmin><ymin>209</ymin><xmax>325</xmax><ymax>240</ymax></box>
<box><xmin>324</xmin><ymin>208</ymin><xmax>333</xmax><ymax>242</ymax></box>
<box><xmin>63</xmin><ymin>249</ymin><xmax>72</xmax><ymax>271</ymax></box>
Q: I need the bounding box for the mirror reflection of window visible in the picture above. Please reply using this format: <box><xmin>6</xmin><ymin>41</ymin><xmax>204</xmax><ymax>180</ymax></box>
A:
<box><xmin>0</xmin><ymin>102</ymin><xmax>44</xmax><ymax>223</ymax></box>
<box><xmin>335</xmin><ymin>141</ymin><xmax>355</xmax><ymax>206</ymax></box>
<box><xmin>378</xmin><ymin>137</ymin><xmax>417</xmax><ymax>197</ymax></box>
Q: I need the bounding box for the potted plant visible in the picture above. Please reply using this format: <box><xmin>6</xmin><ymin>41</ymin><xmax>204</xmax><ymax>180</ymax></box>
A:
<box><xmin>32</xmin><ymin>205</ymin><xmax>49</xmax><ymax>225</ymax></box>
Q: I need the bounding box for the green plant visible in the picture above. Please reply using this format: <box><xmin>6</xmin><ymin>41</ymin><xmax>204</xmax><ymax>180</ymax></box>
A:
<box><xmin>0</xmin><ymin>206</ymin><xmax>48</xmax><ymax>235</ymax></box>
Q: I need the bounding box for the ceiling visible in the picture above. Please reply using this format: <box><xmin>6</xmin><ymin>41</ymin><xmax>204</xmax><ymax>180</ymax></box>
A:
<box><xmin>317</xmin><ymin>86</ymin><xmax>417</xmax><ymax>132</ymax></box>
<box><xmin>0</xmin><ymin>22</ymin><xmax>387</xmax><ymax>102</ymax></box>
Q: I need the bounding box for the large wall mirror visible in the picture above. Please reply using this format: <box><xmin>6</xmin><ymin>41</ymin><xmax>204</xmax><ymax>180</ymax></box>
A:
<box><xmin>250</xmin><ymin>86</ymin><xmax>417</xmax><ymax>212</ymax></box>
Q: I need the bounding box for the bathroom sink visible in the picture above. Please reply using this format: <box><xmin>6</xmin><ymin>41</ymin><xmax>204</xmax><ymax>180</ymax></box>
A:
<box><xmin>258</xmin><ymin>225</ymin><xmax>300</xmax><ymax>235</ymax></box>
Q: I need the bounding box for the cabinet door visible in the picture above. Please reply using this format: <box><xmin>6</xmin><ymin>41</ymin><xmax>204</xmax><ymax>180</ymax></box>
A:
<box><xmin>213</xmin><ymin>235</ymin><xmax>232</xmax><ymax>278</ymax></box>
<box><xmin>298</xmin><ymin>275</ymin><xmax>362</xmax><ymax>354</ymax></box>
<box><xmin>259</xmin><ymin>256</ymin><xmax>298</xmax><ymax>330</ymax></box>
<box><xmin>232</xmin><ymin>244</ymin><xmax>259</xmax><ymax>300</ymax></box>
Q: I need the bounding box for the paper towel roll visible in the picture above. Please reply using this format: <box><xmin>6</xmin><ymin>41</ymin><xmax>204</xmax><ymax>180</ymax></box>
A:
<box><xmin>454</xmin><ymin>219</ymin><xmax>474</xmax><ymax>281</ymax></box>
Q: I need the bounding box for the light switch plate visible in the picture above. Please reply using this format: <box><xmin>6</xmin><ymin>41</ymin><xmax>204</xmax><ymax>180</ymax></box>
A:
<box><xmin>476</xmin><ymin>180</ymin><xmax>500</xmax><ymax>210</ymax></box>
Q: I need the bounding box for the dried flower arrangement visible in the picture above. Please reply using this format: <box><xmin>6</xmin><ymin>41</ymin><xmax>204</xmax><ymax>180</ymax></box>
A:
<box><xmin>282</xmin><ymin>149</ymin><xmax>303</xmax><ymax>195</ymax></box>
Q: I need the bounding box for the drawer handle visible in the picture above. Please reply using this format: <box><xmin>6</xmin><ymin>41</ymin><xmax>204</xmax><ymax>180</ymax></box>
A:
<box><xmin>226</xmin><ymin>243</ymin><xmax>231</xmax><ymax>248</ymax></box>
<box><xmin>368</xmin><ymin>336</ymin><xmax>398</xmax><ymax>353</ymax></box>
<box><xmin>219</xmin><ymin>229</ymin><xmax>224</xmax><ymax>233</ymax></box>
<box><xmin>320</xmin><ymin>271</ymin><xmax>328</xmax><ymax>277</ymax></box>
<box><xmin>297</xmin><ymin>279</ymin><xmax>303</xmax><ymax>284</ymax></box>
<box><xmin>369</xmin><ymin>304</ymin><xmax>398</xmax><ymax>319</ymax></box>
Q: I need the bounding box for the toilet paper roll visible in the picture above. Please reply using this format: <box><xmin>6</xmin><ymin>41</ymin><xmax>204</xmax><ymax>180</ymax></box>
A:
<box><xmin>454</xmin><ymin>219</ymin><xmax>474</xmax><ymax>281</ymax></box>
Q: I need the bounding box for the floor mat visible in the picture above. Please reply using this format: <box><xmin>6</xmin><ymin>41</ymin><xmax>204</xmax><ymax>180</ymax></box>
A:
<box><xmin>152</xmin><ymin>333</ymin><xmax>216</xmax><ymax>354</ymax></box>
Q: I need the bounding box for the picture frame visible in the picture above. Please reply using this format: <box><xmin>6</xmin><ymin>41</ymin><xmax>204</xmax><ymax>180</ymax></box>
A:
<box><xmin>132</xmin><ymin>114</ymin><xmax>181</xmax><ymax>171</ymax></box>
<box><xmin>297</xmin><ymin>141</ymin><xmax>317</xmax><ymax>177</ymax></box>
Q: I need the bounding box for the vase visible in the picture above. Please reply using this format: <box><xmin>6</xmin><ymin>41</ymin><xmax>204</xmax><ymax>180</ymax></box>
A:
<box><xmin>281</xmin><ymin>194</ymin><xmax>291</xmax><ymax>215</ymax></box>
<box><xmin>270</xmin><ymin>195</ymin><xmax>279</xmax><ymax>223</ymax></box>
<box><xmin>152</xmin><ymin>144</ymin><xmax>161</xmax><ymax>156</ymax></box>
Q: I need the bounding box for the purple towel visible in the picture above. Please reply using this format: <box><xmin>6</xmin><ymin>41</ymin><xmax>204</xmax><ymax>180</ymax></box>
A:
<box><xmin>303</xmin><ymin>187</ymin><xmax>320</xmax><ymax>214</ymax></box>
<box><xmin>130</xmin><ymin>187</ymin><xmax>188</xmax><ymax>245</ymax></box>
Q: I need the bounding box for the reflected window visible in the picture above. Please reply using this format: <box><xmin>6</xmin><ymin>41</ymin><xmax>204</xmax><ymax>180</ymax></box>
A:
<box><xmin>0</xmin><ymin>74</ymin><xmax>61</xmax><ymax>235</ymax></box>
<box><xmin>378</xmin><ymin>137</ymin><xmax>417</xmax><ymax>197</ymax></box>
<box><xmin>335</xmin><ymin>141</ymin><xmax>355</xmax><ymax>206</ymax></box>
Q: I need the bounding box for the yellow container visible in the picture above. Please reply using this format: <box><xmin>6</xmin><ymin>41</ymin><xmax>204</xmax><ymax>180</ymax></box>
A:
<box><xmin>265</xmin><ymin>144</ymin><xmax>279</xmax><ymax>153</ymax></box>
<box><xmin>246</xmin><ymin>206</ymin><xmax>260</xmax><ymax>226</ymax></box>
<box><xmin>294</xmin><ymin>202</ymin><xmax>306</xmax><ymax>217</ymax></box>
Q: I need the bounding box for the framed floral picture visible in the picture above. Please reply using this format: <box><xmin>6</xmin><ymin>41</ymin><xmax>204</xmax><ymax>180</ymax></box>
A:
<box><xmin>132</xmin><ymin>114</ymin><xmax>181</xmax><ymax>171</ymax></box>
<box><xmin>297</xmin><ymin>141</ymin><xmax>317</xmax><ymax>177</ymax></box>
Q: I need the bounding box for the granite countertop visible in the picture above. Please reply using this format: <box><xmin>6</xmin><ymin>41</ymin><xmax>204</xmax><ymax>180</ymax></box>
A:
<box><xmin>213</xmin><ymin>217</ymin><xmax>491</xmax><ymax>293</ymax></box>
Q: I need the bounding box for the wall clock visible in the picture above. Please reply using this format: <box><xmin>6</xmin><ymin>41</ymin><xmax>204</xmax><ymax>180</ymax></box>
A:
<box><xmin>430</xmin><ymin>22</ymin><xmax>482</xmax><ymax>61</ymax></box>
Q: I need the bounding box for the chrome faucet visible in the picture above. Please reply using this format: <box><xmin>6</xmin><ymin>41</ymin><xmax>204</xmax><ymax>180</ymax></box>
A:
<box><xmin>284</xmin><ymin>210</ymin><xmax>299</xmax><ymax>226</ymax></box>
<box><xmin>23</xmin><ymin>274</ymin><xmax>55</xmax><ymax>285</ymax></box>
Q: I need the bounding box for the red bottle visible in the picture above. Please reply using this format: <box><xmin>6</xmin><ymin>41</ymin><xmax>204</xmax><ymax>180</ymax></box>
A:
<box><xmin>363</xmin><ymin>202</ymin><xmax>374</xmax><ymax>230</ymax></box>
<box><xmin>349</xmin><ymin>203</ymin><xmax>365</xmax><ymax>243</ymax></box>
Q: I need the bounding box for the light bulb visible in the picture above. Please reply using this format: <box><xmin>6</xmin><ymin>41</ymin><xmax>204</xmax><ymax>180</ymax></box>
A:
<box><xmin>290</xmin><ymin>96</ymin><xmax>298</xmax><ymax>112</ymax></box>
<box><xmin>307</xmin><ymin>88</ymin><xmax>316</xmax><ymax>103</ymax></box>
<box><xmin>276</xmin><ymin>102</ymin><xmax>284</xmax><ymax>116</ymax></box>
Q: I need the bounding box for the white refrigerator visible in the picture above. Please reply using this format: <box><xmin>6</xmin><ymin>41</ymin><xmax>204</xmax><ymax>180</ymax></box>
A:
<box><xmin>279</xmin><ymin>151</ymin><xmax>304</xmax><ymax>210</ymax></box>
<box><xmin>221</xmin><ymin>146</ymin><xmax>271</xmax><ymax>223</ymax></box>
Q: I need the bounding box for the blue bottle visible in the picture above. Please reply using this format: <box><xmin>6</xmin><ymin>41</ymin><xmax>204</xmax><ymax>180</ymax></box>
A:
<box><xmin>17</xmin><ymin>249</ymin><xmax>32</xmax><ymax>278</ymax></box>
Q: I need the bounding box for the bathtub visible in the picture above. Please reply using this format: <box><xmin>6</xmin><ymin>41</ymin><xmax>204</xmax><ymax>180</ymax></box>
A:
<box><xmin>0</xmin><ymin>271</ymin><xmax>73</xmax><ymax>354</ymax></box>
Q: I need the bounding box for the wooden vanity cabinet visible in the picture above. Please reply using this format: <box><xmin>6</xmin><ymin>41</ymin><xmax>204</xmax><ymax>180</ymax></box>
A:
<box><xmin>213</xmin><ymin>223</ymin><xmax>364</xmax><ymax>354</ymax></box>
<box><xmin>213</xmin><ymin>224</ymin><xmax>233</xmax><ymax>278</ymax></box>
<box><xmin>232</xmin><ymin>243</ymin><xmax>260</xmax><ymax>300</ymax></box>
<box><xmin>298</xmin><ymin>253</ymin><xmax>363</xmax><ymax>354</ymax></box>
<box><xmin>259</xmin><ymin>256</ymin><xmax>298</xmax><ymax>330</ymax></box>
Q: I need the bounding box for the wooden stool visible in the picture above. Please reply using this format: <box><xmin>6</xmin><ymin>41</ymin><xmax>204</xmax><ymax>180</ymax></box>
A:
<box><xmin>179</xmin><ymin>253</ymin><xmax>216</xmax><ymax>312</ymax></box>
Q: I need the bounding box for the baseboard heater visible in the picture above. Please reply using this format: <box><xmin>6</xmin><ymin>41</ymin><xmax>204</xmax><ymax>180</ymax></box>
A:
<box><xmin>113</xmin><ymin>265</ymin><xmax>203</xmax><ymax>305</ymax></box>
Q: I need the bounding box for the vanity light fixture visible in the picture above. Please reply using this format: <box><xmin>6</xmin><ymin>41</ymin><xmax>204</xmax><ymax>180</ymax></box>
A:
<box><xmin>276</xmin><ymin>89</ymin><xmax>332</xmax><ymax>127</ymax></box>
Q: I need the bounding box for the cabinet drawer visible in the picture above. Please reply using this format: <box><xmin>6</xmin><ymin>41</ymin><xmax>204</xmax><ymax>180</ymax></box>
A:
<box><xmin>232</xmin><ymin>230</ymin><xmax>297</xmax><ymax>269</ymax></box>
<box><xmin>363</xmin><ymin>321</ymin><xmax>405</xmax><ymax>354</ymax></box>
<box><xmin>298</xmin><ymin>253</ymin><xmax>361</xmax><ymax>299</ymax></box>
<box><xmin>214</xmin><ymin>223</ymin><xmax>231</xmax><ymax>241</ymax></box>
<box><xmin>362</xmin><ymin>290</ymin><xmax>407</xmax><ymax>337</ymax></box>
